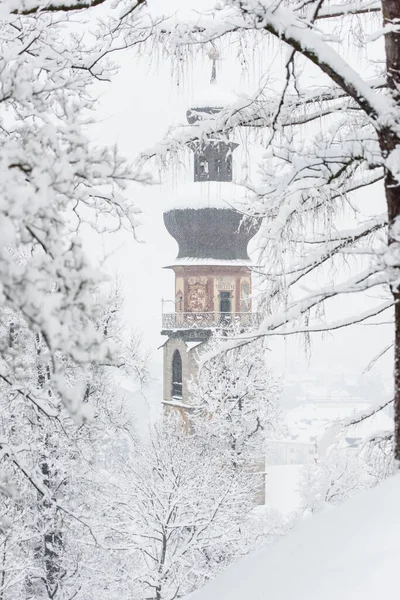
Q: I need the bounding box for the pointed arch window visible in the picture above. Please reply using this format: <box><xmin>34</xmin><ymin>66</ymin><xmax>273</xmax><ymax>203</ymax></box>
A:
<box><xmin>172</xmin><ymin>350</ymin><xmax>183</xmax><ymax>399</ymax></box>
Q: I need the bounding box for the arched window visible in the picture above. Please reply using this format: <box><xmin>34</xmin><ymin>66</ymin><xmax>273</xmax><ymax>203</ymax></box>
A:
<box><xmin>172</xmin><ymin>350</ymin><xmax>183</xmax><ymax>399</ymax></box>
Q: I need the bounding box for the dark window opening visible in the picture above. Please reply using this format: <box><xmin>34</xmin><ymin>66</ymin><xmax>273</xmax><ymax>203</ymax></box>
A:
<box><xmin>172</xmin><ymin>350</ymin><xmax>183</xmax><ymax>399</ymax></box>
<box><xmin>219</xmin><ymin>291</ymin><xmax>231</xmax><ymax>314</ymax></box>
<box><xmin>193</xmin><ymin>142</ymin><xmax>235</xmax><ymax>183</ymax></box>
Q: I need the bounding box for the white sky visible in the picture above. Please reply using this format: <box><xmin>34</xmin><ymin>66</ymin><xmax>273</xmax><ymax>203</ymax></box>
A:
<box><xmin>83</xmin><ymin>2</ymin><xmax>393</xmax><ymax>409</ymax></box>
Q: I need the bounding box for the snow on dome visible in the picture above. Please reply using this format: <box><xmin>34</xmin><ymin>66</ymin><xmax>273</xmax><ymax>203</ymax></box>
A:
<box><xmin>189</xmin><ymin>81</ymin><xmax>237</xmax><ymax>113</ymax></box>
<box><xmin>165</xmin><ymin>258</ymin><xmax>251</xmax><ymax>267</ymax></box>
<box><xmin>163</xmin><ymin>181</ymin><xmax>248</xmax><ymax>211</ymax></box>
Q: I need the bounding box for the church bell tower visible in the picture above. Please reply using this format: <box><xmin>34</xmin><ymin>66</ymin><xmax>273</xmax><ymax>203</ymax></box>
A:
<box><xmin>161</xmin><ymin>56</ymin><xmax>261</xmax><ymax>408</ymax></box>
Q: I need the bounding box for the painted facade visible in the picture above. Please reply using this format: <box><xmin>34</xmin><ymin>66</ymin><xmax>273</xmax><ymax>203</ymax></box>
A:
<box><xmin>172</xmin><ymin>266</ymin><xmax>252</xmax><ymax>316</ymax></box>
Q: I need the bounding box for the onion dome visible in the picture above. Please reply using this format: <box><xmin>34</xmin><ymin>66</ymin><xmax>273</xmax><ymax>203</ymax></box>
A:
<box><xmin>164</xmin><ymin>208</ymin><xmax>260</xmax><ymax>261</ymax></box>
<box><xmin>164</xmin><ymin>47</ymin><xmax>261</xmax><ymax>264</ymax></box>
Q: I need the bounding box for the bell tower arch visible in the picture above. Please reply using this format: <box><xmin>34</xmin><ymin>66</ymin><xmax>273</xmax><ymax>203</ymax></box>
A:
<box><xmin>171</xmin><ymin>350</ymin><xmax>183</xmax><ymax>400</ymax></box>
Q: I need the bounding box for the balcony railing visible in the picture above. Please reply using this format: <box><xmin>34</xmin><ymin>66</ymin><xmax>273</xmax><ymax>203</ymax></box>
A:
<box><xmin>162</xmin><ymin>312</ymin><xmax>261</xmax><ymax>330</ymax></box>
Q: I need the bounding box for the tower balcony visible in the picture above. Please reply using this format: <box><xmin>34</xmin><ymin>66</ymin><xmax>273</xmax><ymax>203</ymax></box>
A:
<box><xmin>162</xmin><ymin>311</ymin><xmax>261</xmax><ymax>331</ymax></box>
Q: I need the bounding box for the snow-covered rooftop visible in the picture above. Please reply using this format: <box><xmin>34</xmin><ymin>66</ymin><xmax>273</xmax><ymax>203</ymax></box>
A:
<box><xmin>188</xmin><ymin>80</ymin><xmax>237</xmax><ymax>112</ymax></box>
<box><xmin>276</xmin><ymin>401</ymin><xmax>393</xmax><ymax>447</ymax></box>
<box><xmin>188</xmin><ymin>474</ymin><xmax>400</xmax><ymax>600</ymax></box>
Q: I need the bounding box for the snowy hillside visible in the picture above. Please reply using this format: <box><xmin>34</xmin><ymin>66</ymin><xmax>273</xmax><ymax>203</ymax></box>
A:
<box><xmin>188</xmin><ymin>475</ymin><xmax>400</xmax><ymax>600</ymax></box>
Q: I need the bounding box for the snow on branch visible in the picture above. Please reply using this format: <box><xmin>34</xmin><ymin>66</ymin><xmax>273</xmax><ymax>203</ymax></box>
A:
<box><xmin>139</xmin><ymin>76</ymin><xmax>385</xmax><ymax>168</ymax></box>
<box><xmin>363</xmin><ymin>342</ymin><xmax>394</xmax><ymax>373</ymax></box>
<box><xmin>7</xmin><ymin>0</ymin><xmax>108</xmax><ymax>13</ymax></box>
<box><xmin>145</xmin><ymin>0</ymin><xmax>388</xmax><ymax>119</ymax></box>
<box><xmin>265</xmin><ymin>215</ymin><xmax>387</xmax><ymax>284</ymax></box>
<box><xmin>200</xmin><ymin>290</ymin><xmax>391</xmax><ymax>371</ymax></box>
<box><xmin>235</xmin><ymin>0</ymin><xmax>387</xmax><ymax>116</ymax></box>
<box><xmin>6</xmin><ymin>0</ymin><xmax>145</xmax><ymax>15</ymax></box>
<box><xmin>344</xmin><ymin>399</ymin><xmax>394</xmax><ymax>428</ymax></box>
<box><xmin>258</xmin><ymin>300</ymin><xmax>393</xmax><ymax>336</ymax></box>
<box><xmin>0</xmin><ymin>0</ymin><xmax>151</xmax><ymax>429</ymax></box>
<box><xmin>303</xmin><ymin>1</ymin><xmax>381</xmax><ymax>20</ymax></box>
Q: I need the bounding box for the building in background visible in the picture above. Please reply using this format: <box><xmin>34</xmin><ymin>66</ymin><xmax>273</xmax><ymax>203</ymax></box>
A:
<box><xmin>161</xmin><ymin>55</ymin><xmax>260</xmax><ymax>409</ymax></box>
<box><xmin>267</xmin><ymin>400</ymin><xmax>393</xmax><ymax>466</ymax></box>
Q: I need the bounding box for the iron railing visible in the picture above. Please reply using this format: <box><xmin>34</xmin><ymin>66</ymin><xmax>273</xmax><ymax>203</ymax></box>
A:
<box><xmin>162</xmin><ymin>312</ymin><xmax>261</xmax><ymax>330</ymax></box>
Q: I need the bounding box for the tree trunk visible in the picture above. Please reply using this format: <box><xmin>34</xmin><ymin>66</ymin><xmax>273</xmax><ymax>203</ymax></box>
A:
<box><xmin>381</xmin><ymin>0</ymin><xmax>400</xmax><ymax>464</ymax></box>
<box><xmin>27</xmin><ymin>337</ymin><xmax>63</xmax><ymax>599</ymax></box>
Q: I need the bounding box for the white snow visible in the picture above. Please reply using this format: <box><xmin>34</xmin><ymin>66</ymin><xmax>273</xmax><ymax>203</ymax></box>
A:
<box><xmin>265</xmin><ymin>464</ymin><xmax>302</xmax><ymax>516</ymax></box>
<box><xmin>281</xmin><ymin>401</ymin><xmax>390</xmax><ymax>446</ymax></box>
<box><xmin>162</xmin><ymin>399</ymin><xmax>193</xmax><ymax>410</ymax></box>
<box><xmin>189</xmin><ymin>81</ymin><xmax>238</xmax><ymax>111</ymax></box>
<box><xmin>185</xmin><ymin>341</ymin><xmax>203</xmax><ymax>352</ymax></box>
<box><xmin>163</xmin><ymin>181</ymin><xmax>249</xmax><ymax>211</ymax></box>
<box><xmin>268</xmin><ymin>401</ymin><xmax>393</xmax><ymax>468</ymax></box>
<box><xmin>386</xmin><ymin>146</ymin><xmax>400</xmax><ymax>183</ymax></box>
<box><xmin>165</xmin><ymin>258</ymin><xmax>252</xmax><ymax>267</ymax></box>
<box><xmin>187</xmin><ymin>473</ymin><xmax>400</xmax><ymax>600</ymax></box>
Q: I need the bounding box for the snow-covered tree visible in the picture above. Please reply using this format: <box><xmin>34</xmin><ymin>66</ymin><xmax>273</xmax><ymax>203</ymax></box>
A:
<box><xmin>298</xmin><ymin>449</ymin><xmax>371</xmax><ymax>515</ymax></box>
<box><xmin>365</xmin><ymin>433</ymin><xmax>394</xmax><ymax>485</ymax></box>
<box><xmin>0</xmin><ymin>0</ymin><xmax>150</xmax><ymax>490</ymax></box>
<box><xmin>0</xmin><ymin>289</ymin><xmax>146</xmax><ymax>599</ymax></box>
<box><xmin>297</xmin><ymin>425</ymin><xmax>395</xmax><ymax>516</ymax></box>
<box><xmin>115</xmin><ymin>415</ymin><xmax>261</xmax><ymax>600</ymax></box>
<box><xmin>189</xmin><ymin>328</ymin><xmax>281</xmax><ymax>468</ymax></box>
<box><xmin>135</xmin><ymin>1</ymin><xmax>400</xmax><ymax>461</ymax></box>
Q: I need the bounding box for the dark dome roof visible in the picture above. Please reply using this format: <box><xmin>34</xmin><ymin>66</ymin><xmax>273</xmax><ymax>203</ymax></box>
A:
<box><xmin>164</xmin><ymin>208</ymin><xmax>260</xmax><ymax>261</ymax></box>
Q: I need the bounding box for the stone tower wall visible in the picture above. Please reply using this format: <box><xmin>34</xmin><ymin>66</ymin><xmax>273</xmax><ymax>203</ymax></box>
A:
<box><xmin>163</xmin><ymin>337</ymin><xmax>205</xmax><ymax>406</ymax></box>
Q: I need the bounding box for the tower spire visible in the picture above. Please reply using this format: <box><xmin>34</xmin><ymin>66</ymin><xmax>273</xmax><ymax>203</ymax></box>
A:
<box><xmin>211</xmin><ymin>58</ymin><xmax>217</xmax><ymax>83</ymax></box>
<box><xmin>208</xmin><ymin>45</ymin><xmax>219</xmax><ymax>84</ymax></box>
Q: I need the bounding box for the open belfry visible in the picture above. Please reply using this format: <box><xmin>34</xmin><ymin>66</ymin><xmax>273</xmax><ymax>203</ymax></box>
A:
<box><xmin>161</xmin><ymin>54</ymin><xmax>261</xmax><ymax>408</ymax></box>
